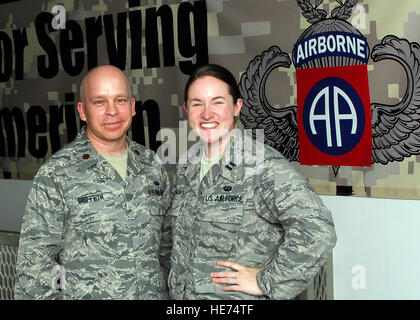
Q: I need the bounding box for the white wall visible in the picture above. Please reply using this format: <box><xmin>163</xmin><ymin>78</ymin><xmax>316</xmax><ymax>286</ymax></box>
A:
<box><xmin>0</xmin><ymin>179</ymin><xmax>32</xmax><ymax>233</ymax></box>
<box><xmin>321</xmin><ymin>195</ymin><xmax>420</xmax><ymax>300</ymax></box>
<box><xmin>0</xmin><ymin>180</ymin><xmax>419</xmax><ymax>299</ymax></box>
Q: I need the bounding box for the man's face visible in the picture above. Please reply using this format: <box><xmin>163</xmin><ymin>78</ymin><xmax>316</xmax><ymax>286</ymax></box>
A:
<box><xmin>77</xmin><ymin>66</ymin><xmax>136</xmax><ymax>150</ymax></box>
<box><xmin>183</xmin><ymin>76</ymin><xmax>242</xmax><ymax>156</ymax></box>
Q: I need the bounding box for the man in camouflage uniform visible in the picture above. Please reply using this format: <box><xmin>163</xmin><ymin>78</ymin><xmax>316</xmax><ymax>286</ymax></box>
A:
<box><xmin>167</xmin><ymin>63</ymin><xmax>336</xmax><ymax>299</ymax></box>
<box><xmin>14</xmin><ymin>65</ymin><xmax>171</xmax><ymax>299</ymax></box>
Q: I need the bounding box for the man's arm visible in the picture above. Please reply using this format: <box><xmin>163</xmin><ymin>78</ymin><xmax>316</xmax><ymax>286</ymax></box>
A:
<box><xmin>14</xmin><ymin>173</ymin><xmax>65</xmax><ymax>299</ymax></box>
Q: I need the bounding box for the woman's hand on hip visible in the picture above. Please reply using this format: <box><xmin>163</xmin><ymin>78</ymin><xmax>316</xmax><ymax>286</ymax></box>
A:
<box><xmin>210</xmin><ymin>260</ymin><xmax>264</xmax><ymax>296</ymax></box>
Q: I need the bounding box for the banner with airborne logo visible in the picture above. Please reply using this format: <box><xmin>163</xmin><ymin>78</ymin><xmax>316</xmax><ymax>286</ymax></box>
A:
<box><xmin>294</xmin><ymin>21</ymin><xmax>372</xmax><ymax>166</ymax></box>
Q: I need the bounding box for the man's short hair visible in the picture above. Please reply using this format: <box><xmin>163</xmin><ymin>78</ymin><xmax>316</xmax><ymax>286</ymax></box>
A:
<box><xmin>79</xmin><ymin>65</ymin><xmax>134</xmax><ymax>103</ymax></box>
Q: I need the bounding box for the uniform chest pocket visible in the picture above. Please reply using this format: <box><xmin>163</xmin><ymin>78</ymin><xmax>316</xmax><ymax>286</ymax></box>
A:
<box><xmin>134</xmin><ymin>208</ymin><xmax>165</xmax><ymax>237</ymax></box>
<box><xmin>198</xmin><ymin>184</ymin><xmax>245</xmax><ymax>226</ymax></box>
<box><xmin>130</xmin><ymin>180</ymin><xmax>166</xmax><ymax>230</ymax></box>
<box><xmin>196</xmin><ymin>194</ymin><xmax>244</xmax><ymax>257</ymax></box>
<box><xmin>131</xmin><ymin>209</ymin><xmax>165</xmax><ymax>256</ymax></box>
<box><xmin>67</xmin><ymin>216</ymin><xmax>119</xmax><ymax>257</ymax></box>
<box><xmin>66</xmin><ymin>187</ymin><xmax>121</xmax><ymax>229</ymax></box>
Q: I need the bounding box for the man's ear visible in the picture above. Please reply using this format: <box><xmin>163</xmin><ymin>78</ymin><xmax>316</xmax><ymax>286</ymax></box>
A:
<box><xmin>130</xmin><ymin>97</ymin><xmax>136</xmax><ymax>116</ymax></box>
<box><xmin>182</xmin><ymin>102</ymin><xmax>188</xmax><ymax>113</ymax></box>
<box><xmin>77</xmin><ymin>102</ymin><xmax>87</xmax><ymax>121</ymax></box>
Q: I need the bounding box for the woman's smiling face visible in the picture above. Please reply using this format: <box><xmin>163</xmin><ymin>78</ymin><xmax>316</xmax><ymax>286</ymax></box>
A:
<box><xmin>183</xmin><ymin>75</ymin><xmax>242</xmax><ymax>156</ymax></box>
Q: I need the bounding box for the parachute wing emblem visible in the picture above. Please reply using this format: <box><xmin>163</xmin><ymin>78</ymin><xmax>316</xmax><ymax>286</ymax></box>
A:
<box><xmin>239</xmin><ymin>46</ymin><xmax>300</xmax><ymax>162</ymax></box>
<box><xmin>371</xmin><ymin>35</ymin><xmax>420</xmax><ymax>164</ymax></box>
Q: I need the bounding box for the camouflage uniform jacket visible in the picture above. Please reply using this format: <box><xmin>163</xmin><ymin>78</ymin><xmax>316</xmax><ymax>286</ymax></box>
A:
<box><xmin>14</xmin><ymin>127</ymin><xmax>171</xmax><ymax>299</ymax></box>
<box><xmin>167</xmin><ymin>130</ymin><xmax>336</xmax><ymax>299</ymax></box>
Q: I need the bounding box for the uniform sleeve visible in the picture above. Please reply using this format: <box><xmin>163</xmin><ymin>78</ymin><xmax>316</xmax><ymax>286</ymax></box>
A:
<box><xmin>255</xmin><ymin>158</ymin><xmax>337</xmax><ymax>300</ymax></box>
<box><xmin>14</xmin><ymin>173</ymin><xmax>65</xmax><ymax>300</ymax></box>
<box><xmin>158</xmin><ymin>165</ymin><xmax>173</xmax><ymax>284</ymax></box>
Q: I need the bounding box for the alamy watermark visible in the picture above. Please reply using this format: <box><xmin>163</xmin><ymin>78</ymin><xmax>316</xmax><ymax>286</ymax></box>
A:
<box><xmin>52</xmin><ymin>264</ymin><xmax>67</xmax><ymax>290</ymax></box>
<box><xmin>351</xmin><ymin>4</ymin><xmax>367</xmax><ymax>30</ymax></box>
<box><xmin>156</xmin><ymin>122</ymin><xmax>266</xmax><ymax>176</ymax></box>
<box><xmin>51</xmin><ymin>4</ymin><xmax>66</xmax><ymax>30</ymax></box>
<box><xmin>351</xmin><ymin>264</ymin><xmax>366</xmax><ymax>290</ymax></box>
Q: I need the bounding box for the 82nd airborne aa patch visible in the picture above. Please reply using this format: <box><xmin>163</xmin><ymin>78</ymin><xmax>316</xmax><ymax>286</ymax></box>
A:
<box><xmin>297</xmin><ymin>64</ymin><xmax>372</xmax><ymax>166</ymax></box>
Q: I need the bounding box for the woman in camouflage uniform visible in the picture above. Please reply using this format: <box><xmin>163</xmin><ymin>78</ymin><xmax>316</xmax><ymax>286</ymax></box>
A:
<box><xmin>167</xmin><ymin>64</ymin><xmax>336</xmax><ymax>300</ymax></box>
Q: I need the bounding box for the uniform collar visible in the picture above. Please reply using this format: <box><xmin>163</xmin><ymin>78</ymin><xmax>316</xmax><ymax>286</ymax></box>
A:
<box><xmin>125</xmin><ymin>138</ymin><xmax>154</xmax><ymax>179</ymax></box>
<box><xmin>180</xmin><ymin>128</ymin><xmax>246</xmax><ymax>186</ymax></box>
<box><xmin>74</xmin><ymin>126</ymin><xmax>153</xmax><ymax>179</ymax></box>
<box><xmin>218</xmin><ymin>128</ymin><xmax>245</xmax><ymax>184</ymax></box>
<box><xmin>177</xmin><ymin>142</ymin><xmax>201</xmax><ymax>194</ymax></box>
<box><xmin>73</xmin><ymin>126</ymin><xmax>102</xmax><ymax>172</ymax></box>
